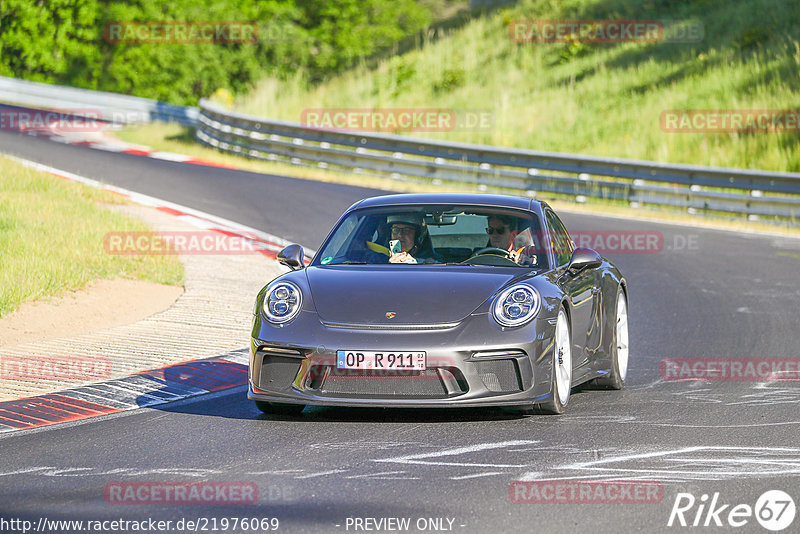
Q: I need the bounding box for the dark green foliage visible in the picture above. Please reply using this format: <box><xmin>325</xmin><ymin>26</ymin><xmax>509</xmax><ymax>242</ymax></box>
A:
<box><xmin>0</xmin><ymin>0</ymin><xmax>433</xmax><ymax>104</ymax></box>
<box><xmin>559</xmin><ymin>39</ymin><xmax>591</xmax><ymax>63</ymax></box>
<box><xmin>734</xmin><ymin>27</ymin><xmax>770</xmax><ymax>51</ymax></box>
<box><xmin>433</xmin><ymin>67</ymin><xmax>465</xmax><ymax>93</ymax></box>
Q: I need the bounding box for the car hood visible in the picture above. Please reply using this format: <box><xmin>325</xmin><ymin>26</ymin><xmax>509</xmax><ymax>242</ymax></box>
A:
<box><xmin>305</xmin><ymin>265</ymin><xmax>526</xmax><ymax>326</ymax></box>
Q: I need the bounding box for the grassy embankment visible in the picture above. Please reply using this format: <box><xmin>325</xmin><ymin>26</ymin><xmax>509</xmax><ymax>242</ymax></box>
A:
<box><xmin>118</xmin><ymin>0</ymin><xmax>800</xmax><ymax>229</ymax></box>
<box><xmin>237</xmin><ymin>0</ymin><xmax>800</xmax><ymax>171</ymax></box>
<box><xmin>0</xmin><ymin>156</ymin><xmax>183</xmax><ymax>317</ymax></box>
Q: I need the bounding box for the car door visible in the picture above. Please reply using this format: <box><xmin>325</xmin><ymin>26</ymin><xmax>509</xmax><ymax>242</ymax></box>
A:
<box><xmin>545</xmin><ymin>210</ymin><xmax>600</xmax><ymax>378</ymax></box>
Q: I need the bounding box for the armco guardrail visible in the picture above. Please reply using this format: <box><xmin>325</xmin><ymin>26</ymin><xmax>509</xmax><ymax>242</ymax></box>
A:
<box><xmin>2</xmin><ymin>75</ymin><xmax>797</xmax><ymax>221</ymax></box>
<box><xmin>197</xmin><ymin>99</ymin><xmax>800</xmax><ymax>221</ymax></box>
<box><xmin>0</xmin><ymin>76</ymin><xmax>198</xmax><ymax>125</ymax></box>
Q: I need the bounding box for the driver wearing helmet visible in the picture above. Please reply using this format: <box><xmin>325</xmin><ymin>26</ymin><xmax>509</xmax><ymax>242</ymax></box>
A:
<box><xmin>386</xmin><ymin>213</ymin><xmax>440</xmax><ymax>264</ymax></box>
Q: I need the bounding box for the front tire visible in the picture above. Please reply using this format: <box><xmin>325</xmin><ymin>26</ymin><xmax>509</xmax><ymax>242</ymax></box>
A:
<box><xmin>593</xmin><ymin>288</ymin><xmax>629</xmax><ymax>390</ymax></box>
<box><xmin>255</xmin><ymin>401</ymin><xmax>305</xmax><ymax>416</ymax></box>
<box><xmin>538</xmin><ymin>308</ymin><xmax>572</xmax><ymax>415</ymax></box>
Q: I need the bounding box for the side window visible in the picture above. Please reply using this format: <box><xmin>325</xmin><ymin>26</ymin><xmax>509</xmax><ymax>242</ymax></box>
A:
<box><xmin>545</xmin><ymin>211</ymin><xmax>574</xmax><ymax>267</ymax></box>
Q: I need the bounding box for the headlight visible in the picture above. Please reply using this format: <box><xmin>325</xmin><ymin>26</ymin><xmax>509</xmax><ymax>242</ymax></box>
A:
<box><xmin>492</xmin><ymin>284</ymin><xmax>541</xmax><ymax>327</ymax></box>
<box><xmin>262</xmin><ymin>282</ymin><xmax>302</xmax><ymax>323</ymax></box>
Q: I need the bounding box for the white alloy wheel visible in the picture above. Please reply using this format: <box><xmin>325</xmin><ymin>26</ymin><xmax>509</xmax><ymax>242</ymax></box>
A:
<box><xmin>554</xmin><ymin>309</ymin><xmax>572</xmax><ymax>406</ymax></box>
<box><xmin>616</xmin><ymin>292</ymin><xmax>629</xmax><ymax>381</ymax></box>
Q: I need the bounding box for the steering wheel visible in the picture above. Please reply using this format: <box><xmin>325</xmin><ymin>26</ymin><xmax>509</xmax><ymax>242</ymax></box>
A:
<box><xmin>468</xmin><ymin>247</ymin><xmax>513</xmax><ymax>259</ymax></box>
<box><xmin>459</xmin><ymin>247</ymin><xmax>518</xmax><ymax>266</ymax></box>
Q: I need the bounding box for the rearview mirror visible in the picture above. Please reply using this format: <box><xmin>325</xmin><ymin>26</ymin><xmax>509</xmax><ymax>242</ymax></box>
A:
<box><xmin>425</xmin><ymin>214</ymin><xmax>458</xmax><ymax>225</ymax></box>
<box><xmin>277</xmin><ymin>244</ymin><xmax>304</xmax><ymax>270</ymax></box>
<box><xmin>568</xmin><ymin>247</ymin><xmax>602</xmax><ymax>271</ymax></box>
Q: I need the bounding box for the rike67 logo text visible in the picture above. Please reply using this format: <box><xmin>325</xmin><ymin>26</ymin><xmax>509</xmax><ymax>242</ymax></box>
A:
<box><xmin>668</xmin><ymin>490</ymin><xmax>795</xmax><ymax>531</ymax></box>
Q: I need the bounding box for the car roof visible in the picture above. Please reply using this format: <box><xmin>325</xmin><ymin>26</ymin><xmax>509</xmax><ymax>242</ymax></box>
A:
<box><xmin>352</xmin><ymin>193</ymin><xmax>537</xmax><ymax>211</ymax></box>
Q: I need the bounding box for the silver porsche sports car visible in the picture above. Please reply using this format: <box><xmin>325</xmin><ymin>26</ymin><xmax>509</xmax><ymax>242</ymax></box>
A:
<box><xmin>249</xmin><ymin>193</ymin><xmax>629</xmax><ymax>415</ymax></box>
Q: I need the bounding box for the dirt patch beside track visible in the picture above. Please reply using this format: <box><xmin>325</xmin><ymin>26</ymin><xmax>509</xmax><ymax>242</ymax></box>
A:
<box><xmin>0</xmin><ymin>278</ymin><xmax>183</xmax><ymax>347</ymax></box>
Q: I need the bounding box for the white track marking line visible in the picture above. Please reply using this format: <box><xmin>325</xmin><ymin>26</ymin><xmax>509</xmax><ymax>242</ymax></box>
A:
<box><xmin>450</xmin><ymin>472</ymin><xmax>503</xmax><ymax>480</ymax></box>
<box><xmin>295</xmin><ymin>469</ymin><xmax>349</xmax><ymax>479</ymax></box>
<box><xmin>518</xmin><ymin>445</ymin><xmax>800</xmax><ymax>482</ymax></box>
<box><xmin>246</xmin><ymin>469</ymin><xmax>304</xmax><ymax>475</ymax></box>
<box><xmin>560</xmin><ymin>446</ymin><xmax>707</xmax><ymax>470</ymax></box>
<box><xmin>0</xmin><ymin>467</ymin><xmax>57</xmax><ymax>477</ymax></box>
<box><xmin>374</xmin><ymin>440</ymin><xmax>538</xmax><ymax>468</ymax></box>
<box><xmin>345</xmin><ymin>471</ymin><xmax>417</xmax><ymax>480</ymax></box>
<box><xmin>149</xmin><ymin>151</ymin><xmax>193</xmax><ymax>162</ymax></box>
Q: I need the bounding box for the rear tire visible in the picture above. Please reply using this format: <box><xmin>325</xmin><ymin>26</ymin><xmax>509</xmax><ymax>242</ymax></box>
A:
<box><xmin>538</xmin><ymin>308</ymin><xmax>572</xmax><ymax>415</ymax></box>
<box><xmin>593</xmin><ymin>288</ymin><xmax>629</xmax><ymax>390</ymax></box>
<box><xmin>255</xmin><ymin>401</ymin><xmax>305</xmax><ymax>416</ymax></box>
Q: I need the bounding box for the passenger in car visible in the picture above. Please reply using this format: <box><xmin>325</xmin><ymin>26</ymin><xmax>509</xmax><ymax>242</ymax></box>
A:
<box><xmin>485</xmin><ymin>215</ymin><xmax>539</xmax><ymax>266</ymax></box>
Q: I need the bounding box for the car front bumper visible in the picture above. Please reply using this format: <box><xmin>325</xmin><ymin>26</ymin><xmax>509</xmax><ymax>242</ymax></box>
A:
<box><xmin>248</xmin><ymin>311</ymin><xmax>558</xmax><ymax>408</ymax></box>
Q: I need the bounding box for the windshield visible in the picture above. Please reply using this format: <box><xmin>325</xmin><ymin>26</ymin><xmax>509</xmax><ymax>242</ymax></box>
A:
<box><xmin>312</xmin><ymin>204</ymin><xmax>547</xmax><ymax>268</ymax></box>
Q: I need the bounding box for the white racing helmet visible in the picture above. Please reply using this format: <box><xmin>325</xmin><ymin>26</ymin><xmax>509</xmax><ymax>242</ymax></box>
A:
<box><xmin>386</xmin><ymin>213</ymin><xmax>425</xmax><ymax>228</ymax></box>
<box><xmin>386</xmin><ymin>213</ymin><xmax>427</xmax><ymax>251</ymax></box>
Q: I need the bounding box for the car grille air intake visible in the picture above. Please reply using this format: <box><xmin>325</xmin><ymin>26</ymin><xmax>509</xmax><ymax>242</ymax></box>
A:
<box><xmin>319</xmin><ymin>368</ymin><xmax>449</xmax><ymax>397</ymax></box>
<box><xmin>474</xmin><ymin>359</ymin><xmax>522</xmax><ymax>392</ymax></box>
<box><xmin>257</xmin><ymin>349</ymin><xmax>303</xmax><ymax>388</ymax></box>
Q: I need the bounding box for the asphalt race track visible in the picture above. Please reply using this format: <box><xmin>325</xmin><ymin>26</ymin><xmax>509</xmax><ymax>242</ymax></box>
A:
<box><xmin>2</xmin><ymin>130</ymin><xmax>800</xmax><ymax>533</ymax></box>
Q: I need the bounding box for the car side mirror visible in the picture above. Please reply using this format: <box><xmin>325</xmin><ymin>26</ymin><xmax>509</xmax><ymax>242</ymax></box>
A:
<box><xmin>568</xmin><ymin>247</ymin><xmax>602</xmax><ymax>271</ymax></box>
<box><xmin>278</xmin><ymin>244</ymin><xmax>304</xmax><ymax>270</ymax></box>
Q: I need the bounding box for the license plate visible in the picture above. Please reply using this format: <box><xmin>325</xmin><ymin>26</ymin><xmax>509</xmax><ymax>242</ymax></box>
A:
<box><xmin>336</xmin><ymin>350</ymin><xmax>426</xmax><ymax>370</ymax></box>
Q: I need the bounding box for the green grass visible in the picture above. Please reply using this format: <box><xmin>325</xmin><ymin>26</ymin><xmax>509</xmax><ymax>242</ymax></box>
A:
<box><xmin>235</xmin><ymin>0</ymin><xmax>800</xmax><ymax>172</ymax></box>
<box><xmin>0</xmin><ymin>156</ymin><xmax>184</xmax><ymax>317</ymax></box>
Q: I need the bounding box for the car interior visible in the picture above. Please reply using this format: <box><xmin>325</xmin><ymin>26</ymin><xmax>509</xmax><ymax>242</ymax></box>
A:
<box><xmin>323</xmin><ymin>207</ymin><xmax>547</xmax><ymax>268</ymax></box>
